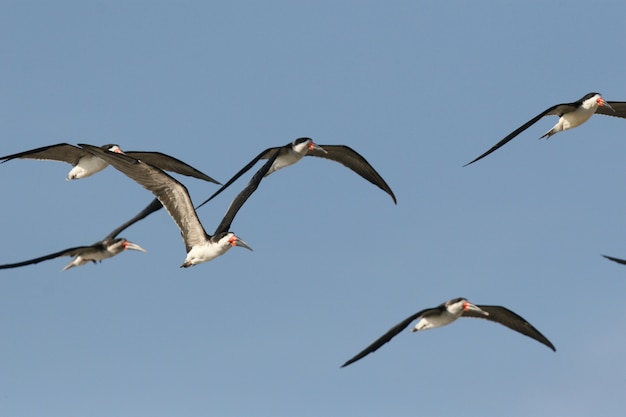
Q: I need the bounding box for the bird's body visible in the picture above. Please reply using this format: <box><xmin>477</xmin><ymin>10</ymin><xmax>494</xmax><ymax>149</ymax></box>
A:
<box><xmin>78</xmin><ymin>144</ymin><xmax>280</xmax><ymax>267</ymax></box>
<box><xmin>265</xmin><ymin>139</ymin><xmax>312</xmax><ymax>175</ymax></box>
<box><xmin>0</xmin><ymin>198</ymin><xmax>161</xmax><ymax>271</ymax></box>
<box><xmin>465</xmin><ymin>93</ymin><xmax>626</xmax><ymax>165</ymax></box>
<box><xmin>540</xmin><ymin>93</ymin><xmax>606</xmax><ymax>138</ymax></box>
<box><xmin>68</xmin><ymin>152</ymin><xmax>112</xmax><ymax>179</ymax></box>
<box><xmin>341</xmin><ymin>297</ymin><xmax>555</xmax><ymax>367</ymax></box>
<box><xmin>60</xmin><ymin>238</ymin><xmax>142</xmax><ymax>270</ymax></box>
<box><xmin>196</xmin><ymin>137</ymin><xmax>396</xmax><ymax>209</ymax></box>
<box><xmin>0</xmin><ymin>143</ymin><xmax>220</xmax><ymax>183</ymax></box>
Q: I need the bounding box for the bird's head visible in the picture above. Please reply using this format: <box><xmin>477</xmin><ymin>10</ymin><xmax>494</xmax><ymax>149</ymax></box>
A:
<box><xmin>447</xmin><ymin>298</ymin><xmax>489</xmax><ymax>316</ymax></box>
<box><xmin>119</xmin><ymin>238</ymin><xmax>147</xmax><ymax>253</ymax></box>
<box><xmin>223</xmin><ymin>232</ymin><xmax>253</xmax><ymax>251</ymax></box>
<box><xmin>292</xmin><ymin>137</ymin><xmax>327</xmax><ymax>154</ymax></box>
<box><xmin>103</xmin><ymin>144</ymin><xmax>124</xmax><ymax>154</ymax></box>
<box><xmin>584</xmin><ymin>93</ymin><xmax>614</xmax><ymax>112</ymax></box>
<box><xmin>595</xmin><ymin>96</ymin><xmax>615</xmax><ymax>112</ymax></box>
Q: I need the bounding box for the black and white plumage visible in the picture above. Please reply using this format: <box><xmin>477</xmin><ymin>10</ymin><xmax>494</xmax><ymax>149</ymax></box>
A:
<box><xmin>0</xmin><ymin>143</ymin><xmax>220</xmax><ymax>183</ymax></box>
<box><xmin>78</xmin><ymin>143</ymin><xmax>280</xmax><ymax>267</ymax></box>
<box><xmin>465</xmin><ymin>93</ymin><xmax>626</xmax><ymax>166</ymax></box>
<box><xmin>0</xmin><ymin>198</ymin><xmax>161</xmax><ymax>271</ymax></box>
<box><xmin>195</xmin><ymin>137</ymin><xmax>396</xmax><ymax>209</ymax></box>
<box><xmin>341</xmin><ymin>297</ymin><xmax>555</xmax><ymax>367</ymax></box>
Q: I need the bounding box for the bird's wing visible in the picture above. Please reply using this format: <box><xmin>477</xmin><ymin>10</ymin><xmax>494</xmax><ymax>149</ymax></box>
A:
<box><xmin>0</xmin><ymin>245</ymin><xmax>97</xmax><ymax>269</ymax></box>
<box><xmin>213</xmin><ymin>148</ymin><xmax>281</xmax><ymax>235</ymax></box>
<box><xmin>0</xmin><ymin>143</ymin><xmax>85</xmax><ymax>165</ymax></box>
<box><xmin>125</xmin><ymin>151</ymin><xmax>221</xmax><ymax>184</ymax></box>
<box><xmin>340</xmin><ymin>308</ymin><xmax>431</xmax><ymax>368</ymax></box>
<box><xmin>597</xmin><ymin>101</ymin><xmax>626</xmax><ymax>118</ymax></box>
<box><xmin>464</xmin><ymin>305</ymin><xmax>556</xmax><ymax>351</ymax></box>
<box><xmin>463</xmin><ymin>103</ymin><xmax>575</xmax><ymax>166</ymax></box>
<box><xmin>307</xmin><ymin>145</ymin><xmax>397</xmax><ymax>204</ymax></box>
<box><xmin>104</xmin><ymin>198</ymin><xmax>163</xmax><ymax>240</ymax></box>
<box><xmin>602</xmin><ymin>254</ymin><xmax>626</xmax><ymax>265</ymax></box>
<box><xmin>78</xmin><ymin>144</ymin><xmax>208</xmax><ymax>252</ymax></box>
<box><xmin>195</xmin><ymin>147</ymin><xmax>279</xmax><ymax>210</ymax></box>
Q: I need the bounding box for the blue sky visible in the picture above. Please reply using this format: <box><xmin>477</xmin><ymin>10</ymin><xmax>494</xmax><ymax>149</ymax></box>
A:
<box><xmin>1</xmin><ymin>1</ymin><xmax>626</xmax><ymax>416</ymax></box>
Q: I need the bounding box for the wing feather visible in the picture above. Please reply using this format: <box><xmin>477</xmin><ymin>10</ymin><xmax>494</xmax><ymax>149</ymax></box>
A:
<box><xmin>308</xmin><ymin>145</ymin><xmax>397</xmax><ymax>204</ymax></box>
<box><xmin>78</xmin><ymin>144</ymin><xmax>208</xmax><ymax>252</ymax></box>
<box><xmin>464</xmin><ymin>305</ymin><xmax>556</xmax><ymax>351</ymax></box>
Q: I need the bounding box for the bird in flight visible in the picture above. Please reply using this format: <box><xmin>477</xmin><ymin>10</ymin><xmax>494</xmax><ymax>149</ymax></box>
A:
<box><xmin>465</xmin><ymin>93</ymin><xmax>626</xmax><ymax>166</ymax></box>
<box><xmin>341</xmin><ymin>297</ymin><xmax>555</xmax><ymax>368</ymax></box>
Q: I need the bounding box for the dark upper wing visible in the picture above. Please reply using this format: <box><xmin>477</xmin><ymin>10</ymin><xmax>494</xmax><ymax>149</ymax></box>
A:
<box><xmin>463</xmin><ymin>102</ymin><xmax>578</xmax><ymax>166</ymax></box>
<box><xmin>340</xmin><ymin>308</ymin><xmax>431</xmax><ymax>368</ymax></box>
<box><xmin>602</xmin><ymin>254</ymin><xmax>626</xmax><ymax>265</ymax></box>
<box><xmin>213</xmin><ymin>148</ymin><xmax>281</xmax><ymax>235</ymax></box>
<box><xmin>0</xmin><ymin>143</ymin><xmax>85</xmax><ymax>165</ymax></box>
<box><xmin>0</xmin><ymin>245</ymin><xmax>97</xmax><ymax>269</ymax></box>
<box><xmin>125</xmin><ymin>151</ymin><xmax>221</xmax><ymax>184</ymax></box>
<box><xmin>597</xmin><ymin>101</ymin><xmax>626</xmax><ymax>118</ymax></box>
<box><xmin>463</xmin><ymin>305</ymin><xmax>556</xmax><ymax>351</ymax></box>
<box><xmin>308</xmin><ymin>145</ymin><xmax>397</xmax><ymax>204</ymax></box>
<box><xmin>195</xmin><ymin>147</ymin><xmax>279</xmax><ymax>210</ymax></box>
<box><xmin>78</xmin><ymin>144</ymin><xmax>208</xmax><ymax>252</ymax></box>
<box><xmin>104</xmin><ymin>198</ymin><xmax>163</xmax><ymax>240</ymax></box>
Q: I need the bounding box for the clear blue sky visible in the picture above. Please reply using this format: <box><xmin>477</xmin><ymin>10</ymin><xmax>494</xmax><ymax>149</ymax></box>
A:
<box><xmin>2</xmin><ymin>1</ymin><xmax>626</xmax><ymax>416</ymax></box>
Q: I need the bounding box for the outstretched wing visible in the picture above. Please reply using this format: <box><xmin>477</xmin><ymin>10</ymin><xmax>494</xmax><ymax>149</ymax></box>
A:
<box><xmin>126</xmin><ymin>151</ymin><xmax>221</xmax><ymax>184</ymax></box>
<box><xmin>104</xmin><ymin>198</ymin><xmax>163</xmax><ymax>240</ymax></box>
<box><xmin>602</xmin><ymin>254</ymin><xmax>626</xmax><ymax>265</ymax></box>
<box><xmin>308</xmin><ymin>145</ymin><xmax>396</xmax><ymax>204</ymax></box>
<box><xmin>79</xmin><ymin>144</ymin><xmax>208</xmax><ymax>253</ymax></box>
<box><xmin>0</xmin><ymin>245</ymin><xmax>97</xmax><ymax>269</ymax></box>
<box><xmin>464</xmin><ymin>305</ymin><xmax>556</xmax><ymax>351</ymax></box>
<box><xmin>213</xmin><ymin>148</ymin><xmax>281</xmax><ymax>235</ymax></box>
<box><xmin>0</xmin><ymin>143</ymin><xmax>85</xmax><ymax>165</ymax></box>
<box><xmin>463</xmin><ymin>102</ymin><xmax>577</xmax><ymax>166</ymax></box>
<box><xmin>341</xmin><ymin>308</ymin><xmax>431</xmax><ymax>368</ymax></box>
<box><xmin>195</xmin><ymin>147</ymin><xmax>279</xmax><ymax>210</ymax></box>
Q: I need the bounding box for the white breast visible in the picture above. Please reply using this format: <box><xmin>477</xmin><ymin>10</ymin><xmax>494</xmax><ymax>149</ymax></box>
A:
<box><xmin>67</xmin><ymin>155</ymin><xmax>109</xmax><ymax>180</ymax></box>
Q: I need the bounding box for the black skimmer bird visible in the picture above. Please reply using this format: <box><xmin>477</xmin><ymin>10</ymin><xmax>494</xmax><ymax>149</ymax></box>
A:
<box><xmin>0</xmin><ymin>198</ymin><xmax>161</xmax><ymax>271</ymax></box>
<box><xmin>465</xmin><ymin>92</ymin><xmax>626</xmax><ymax>166</ymax></box>
<box><xmin>341</xmin><ymin>297</ymin><xmax>555</xmax><ymax>367</ymax></box>
<box><xmin>195</xmin><ymin>137</ymin><xmax>396</xmax><ymax>209</ymax></box>
<box><xmin>78</xmin><ymin>143</ymin><xmax>281</xmax><ymax>267</ymax></box>
<box><xmin>0</xmin><ymin>143</ymin><xmax>220</xmax><ymax>183</ymax></box>
<box><xmin>602</xmin><ymin>254</ymin><xmax>626</xmax><ymax>265</ymax></box>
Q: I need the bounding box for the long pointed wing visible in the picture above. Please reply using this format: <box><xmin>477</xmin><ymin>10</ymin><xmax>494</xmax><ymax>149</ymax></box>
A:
<box><xmin>463</xmin><ymin>103</ymin><xmax>575</xmax><ymax>166</ymax></box>
<box><xmin>308</xmin><ymin>145</ymin><xmax>397</xmax><ymax>204</ymax></box>
<box><xmin>0</xmin><ymin>143</ymin><xmax>85</xmax><ymax>165</ymax></box>
<box><xmin>213</xmin><ymin>148</ymin><xmax>281</xmax><ymax>235</ymax></box>
<box><xmin>78</xmin><ymin>144</ymin><xmax>209</xmax><ymax>252</ymax></box>
<box><xmin>104</xmin><ymin>198</ymin><xmax>163</xmax><ymax>240</ymax></box>
<box><xmin>464</xmin><ymin>305</ymin><xmax>556</xmax><ymax>351</ymax></box>
<box><xmin>125</xmin><ymin>151</ymin><xmax>221</xmax><ymax>184</ymax></box>
<box><xmin>195</xmin><ymin>147</ymin><xmax>279</xmax><ymax>210</ymax></box>
<box><xmin>341</xmin><ymin>308</ymin><xmax>431</xmax><ymax>368</ymax></box>
<box><xmin>602</xmin><ymin>254</ymin><xmax>626</xmax><ymax>265</ymax></box>
<box><xmin>597</xmin><ymin>101</ymin><xmax>626</xmax><ymax>118</ymax></box>
<box><xmin>0</xmin><ymin>245</ymin><xmax>97</xmax><ymax>269</ymax></box>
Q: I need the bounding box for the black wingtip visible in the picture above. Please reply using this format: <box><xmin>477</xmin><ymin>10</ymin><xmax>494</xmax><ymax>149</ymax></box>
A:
<box><xmin>462</xmin><ymin>160</ymin><xmax>476</xmax><ymax>167</ymax></box>
<box><xmin>602</xmin><ymin>254</ymin><xmax>626</xmax><ymax>265</ymax></box>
